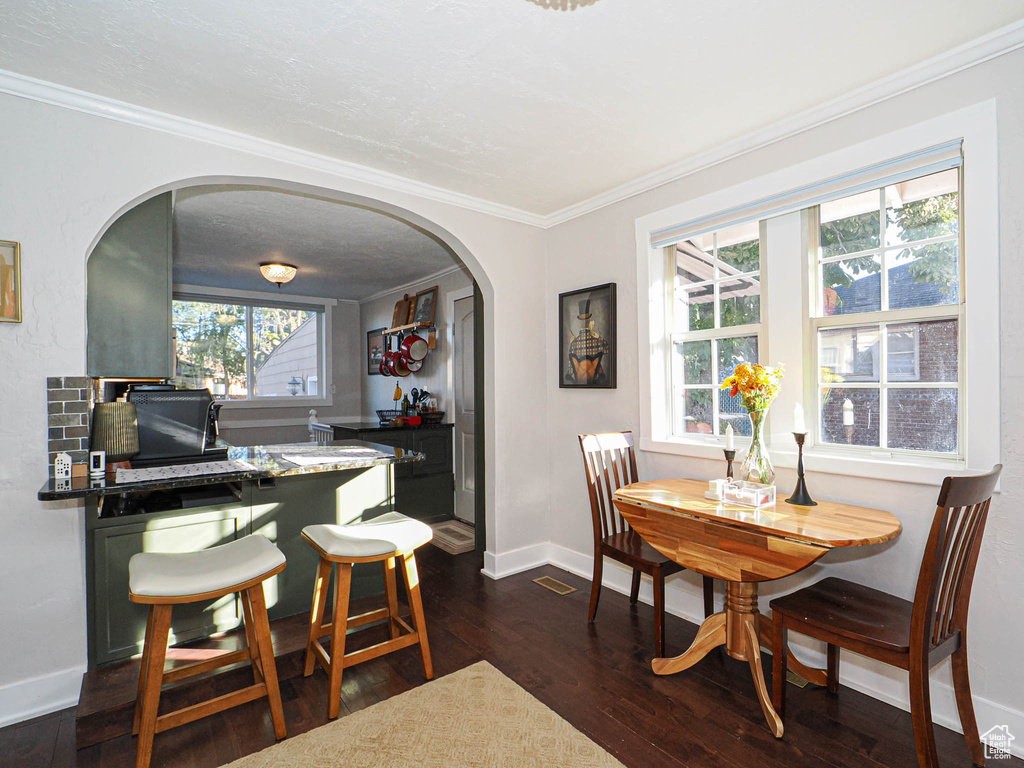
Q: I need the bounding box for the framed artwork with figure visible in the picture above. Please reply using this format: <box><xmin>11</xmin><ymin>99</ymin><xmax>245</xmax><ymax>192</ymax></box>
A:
<box><xmin>0</xmin><ymin>239</ymin><xmax>21</xmax><ymax>323</ymax></box>
<box><xmin>367</xmin><ymin>327</ymin><xmax>385</xmax><ymax>375</ymax></box>
<box><xmin>558</xmin><ymin>282</ymin><xmax>616</xmax><ymax>389</ymax></box>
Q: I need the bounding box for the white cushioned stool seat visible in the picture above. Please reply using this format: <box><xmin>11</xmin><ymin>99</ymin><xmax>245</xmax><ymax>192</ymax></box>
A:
<box><xmin>129</xmin><ymin>534</ymin><xmax>286</xmax><ymax>598</ymax></box>
<box><xmin>303</xmin><ymin>512</ymin><xmax>432</xmax><ymax>560</ymax></box>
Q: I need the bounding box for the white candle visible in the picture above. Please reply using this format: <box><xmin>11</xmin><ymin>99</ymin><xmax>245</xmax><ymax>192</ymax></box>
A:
<box><xmin>725</xmin><ymin>423</ymin><xmax>734</xmax><ymax>451</ymax></box>
<box><xmin>793</xmin><ymin>403</ymin><xmax>805</xmax><ymax>434</ymax></box>
<box><xmin>842</xmin><ymin>398</ymin><xmax>855</xmax><ymax>427</ymax></box>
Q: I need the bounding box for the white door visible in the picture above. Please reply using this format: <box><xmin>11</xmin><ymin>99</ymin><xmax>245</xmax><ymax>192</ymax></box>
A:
<box><xmin>453</xmin><ymin>295</ymin><xmax>475</xmax><ymax>523</ymax></box>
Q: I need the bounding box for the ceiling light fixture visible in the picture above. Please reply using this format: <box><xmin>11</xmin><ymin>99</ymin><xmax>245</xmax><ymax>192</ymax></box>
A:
<box><xmin>526</xmin><ymin>0</ymin><xmax>599</xmax><ymax>9</ymax></box>
<box><xmin>260</xmin><ymin>262</ymin><xmax>297</xmax><ymax>288</ymax></box>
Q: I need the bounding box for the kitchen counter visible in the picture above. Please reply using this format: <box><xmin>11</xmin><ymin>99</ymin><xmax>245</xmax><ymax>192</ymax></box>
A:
<box><xmin>319</xmin><ymin>420</ymin><xmax>453</xmax><ymax>432</ymax></box>
<box><xmin>38</xmin><ymin>439</ymin><xmax>422</xmax><ymax>501</ymax></box>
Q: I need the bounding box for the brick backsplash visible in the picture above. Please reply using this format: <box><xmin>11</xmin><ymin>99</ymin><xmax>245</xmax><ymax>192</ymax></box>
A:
<box><xmin>47</xmin><ymin>375</ymin><xmax>94</xmax><ymax>469</ymax></box>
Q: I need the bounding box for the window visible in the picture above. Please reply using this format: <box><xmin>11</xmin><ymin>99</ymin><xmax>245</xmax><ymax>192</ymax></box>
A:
<box><xmin>172</xmin><ymin>297</ymin><xmax>325</xmax><ymax>402</ymax></box>
<box><xmin>671</xmin><ymin>222</ymin><xmax>761</xmax><ymax>437</ymax></box>
<box><xmin>812</xmin><ymin>168</ymin><xmax>961</xmax><ymax>455</ymax></box>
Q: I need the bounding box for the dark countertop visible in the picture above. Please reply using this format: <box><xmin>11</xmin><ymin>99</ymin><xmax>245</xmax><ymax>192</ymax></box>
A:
<box><xmin>38</xmin><ymin>439</ymin><xmax>423</xmax><ymax>501</ymax></box>
<box><xmin>321</xmin><ymin>420</ymin><xmax>454</xmax><ymax>432</ymax></box>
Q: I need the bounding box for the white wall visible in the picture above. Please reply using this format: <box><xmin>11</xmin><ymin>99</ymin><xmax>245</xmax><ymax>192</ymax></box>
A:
<box><xmin>0</xmin><ymin>91</ymin><xmax>550</xmax><ymax>726</ymax></box>
<box><xmin>542</xmin><ymin>48</ymin><xmax>1024</xmax><ymax>749</ymax></box>
<box><xmin>360</xmin><ymin>267</ymin><xmax>473</xmax><ymax>419</ymax></box>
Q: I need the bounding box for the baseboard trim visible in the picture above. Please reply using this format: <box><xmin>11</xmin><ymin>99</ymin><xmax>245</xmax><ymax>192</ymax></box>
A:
<box><xmin>481</xmin><ymin>543</ymin><xmax>552</xmax><ymax>580</ymax></box>
<box><xmin>0</xmin><ymin>666</ymin><xmax>83</xmax><ymax>729</ymax></box>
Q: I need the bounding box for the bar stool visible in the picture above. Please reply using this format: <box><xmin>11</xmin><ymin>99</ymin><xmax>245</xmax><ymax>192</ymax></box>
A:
<box><xmin>302</xmin><ymin>512</ymin><xmax>434</xmax><ymax>719</ymax></box>
<box><xmin>129</xmin><ymin>534</ymin><xmax>288</xmax><ymax>768</ymax></box>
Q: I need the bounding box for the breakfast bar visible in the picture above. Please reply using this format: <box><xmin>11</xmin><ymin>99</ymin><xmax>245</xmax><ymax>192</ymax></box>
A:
<box><xmin>39</xmin><ymin>440</ymin><xmax>423</xmax><ymax>668</ymax></box>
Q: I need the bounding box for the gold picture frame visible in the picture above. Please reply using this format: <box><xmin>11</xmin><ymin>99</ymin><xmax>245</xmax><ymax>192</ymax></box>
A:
<box><xmin>0</xmin><ymin>239</ymin><xmax>21</xmax><ymax>323</ymax></box>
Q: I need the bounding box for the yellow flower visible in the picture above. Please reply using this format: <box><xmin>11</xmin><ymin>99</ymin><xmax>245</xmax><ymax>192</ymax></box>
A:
<box><xmin>721</xmin><ymin>362</ymin><xmax>784</xmax><ymax>412</ymax></box>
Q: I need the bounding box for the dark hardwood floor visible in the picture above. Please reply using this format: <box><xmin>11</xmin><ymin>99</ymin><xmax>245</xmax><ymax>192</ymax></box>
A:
<box><xmin>1</xmin><ymin>545</ymin><xmax>1017</xmax><ymax>767</ymax></box>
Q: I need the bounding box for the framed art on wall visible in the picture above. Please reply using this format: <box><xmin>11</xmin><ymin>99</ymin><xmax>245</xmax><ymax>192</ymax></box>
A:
<box><xmin>559</xmin><ymin>282</ymin><xmax>616</xmax><ymax>388</ymax></box>
<box><xmin>367</xmin><ymin>327</ymin><xmax>385</xmax><ymax>375</ymax></box>
<box><xmin>412</xmin><ymin>285</ymin><xmax>439</xmax><ymax>326</ymax></box>
<box><xmin>0</xmin><ymin>239</ymin><xmax>21</xmax><ymax>323</ymax></box>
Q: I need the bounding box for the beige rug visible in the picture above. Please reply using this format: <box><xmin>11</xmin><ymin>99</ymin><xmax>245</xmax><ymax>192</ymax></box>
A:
<box><xmin>429</xmin><ymin>519</ymin><xmax>476</xmax><ymax>555</ymax></box>
<box><xmin>224</xmin><ymin>661</ymin><xmax>624</xmax><ymax>767</ymax></box>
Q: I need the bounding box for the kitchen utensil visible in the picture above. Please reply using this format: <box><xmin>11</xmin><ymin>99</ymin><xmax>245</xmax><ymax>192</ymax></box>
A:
<box><xmin>400</xmin><ymin>333</ymin><xmax>428</xmax><ymax>361</ymax></box>
<box><xmin>410</xmin><ymin>387</ymin><xmax>419</xmax><ymax>403</ymax></box>
<box><xmin>394</xmin><ymin>356</ymin><xmax>411</xmax><ymax>377</ymax></box>
<box><xmin>406</xmin><ymin>358</ymin><xmax>423</xmax><ymax>373</ymax></box>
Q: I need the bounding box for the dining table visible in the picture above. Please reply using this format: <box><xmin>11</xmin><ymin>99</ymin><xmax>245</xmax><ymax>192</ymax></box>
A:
<box><xmin>612</xmin><ymin>477</ymin><xmax>902</xmax><ymax>737</ymax></box>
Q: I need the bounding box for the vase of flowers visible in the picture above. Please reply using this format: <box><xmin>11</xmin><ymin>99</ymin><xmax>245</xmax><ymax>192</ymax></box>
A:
<box><xmin>721</xmin><ymin>362</ymin><xmax>784</xmax><ymax>485</ymax></box>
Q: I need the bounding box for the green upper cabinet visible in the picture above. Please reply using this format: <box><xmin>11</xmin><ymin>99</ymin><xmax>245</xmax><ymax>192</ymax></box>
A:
<box><xmin>87</xmin><ymin>193</ymin><xmax>173</xmax><ymax>378</ymax></box>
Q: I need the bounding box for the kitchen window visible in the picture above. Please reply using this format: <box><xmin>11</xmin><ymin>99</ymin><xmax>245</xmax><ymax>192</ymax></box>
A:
<box><xmin>172</xmin><ymin>297</ymin><xmax>327</xmax><ymax>403</ymax></box>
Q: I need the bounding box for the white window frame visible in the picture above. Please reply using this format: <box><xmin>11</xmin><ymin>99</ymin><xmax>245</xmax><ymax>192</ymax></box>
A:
<box><xmin>173</xmin><ymin>283</ymin><xmax>335</xmax><ymax>409</ymax></box>
<box><xmin>634</xmin><ymin>102</ymin><xmax>999</xmax><ymax>486</ymax></box>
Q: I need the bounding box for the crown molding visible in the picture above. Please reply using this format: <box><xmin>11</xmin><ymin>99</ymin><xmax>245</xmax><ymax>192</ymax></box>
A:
<box><xmin>0</xmin><ymin>69</ymin><xmax>548</xmax><ymax>229</ymax></box>
<box><xmin>358</xmin><ymin>264</ymin><xmax>467</xmax><ymax>304</ymax></box>
<box><xmin>0</xmin><ymin>20</ymin><xmax>1021</xmax><ymax>231</ymax></box>
<box><xmin>541</xmin><ymin>19</ymin><xmax>1024</xmax><ymax>227</ymax></box>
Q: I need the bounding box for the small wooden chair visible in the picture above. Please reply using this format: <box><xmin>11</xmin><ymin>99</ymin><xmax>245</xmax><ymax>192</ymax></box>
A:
<box><xmin>771</xmin><ymin>464</ymin><xmax>1002</xmax><ymax>768</ymax></box>
<box><xmin>579</xmin><ymin>432</ymin><xmax>714</xmax><ymax>657</ymax></box>
<box><xmin>302</xmin><ymin>512</ymin><xmax>434</xmax><ymax>719</ymax></box>
<box><xmin>129</xmin><ymin>534</ymin><xmax>287</xmax><ymax>768</ymax></box>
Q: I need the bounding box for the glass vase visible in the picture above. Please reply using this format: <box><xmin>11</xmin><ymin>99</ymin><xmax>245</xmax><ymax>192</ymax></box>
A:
<box><xmin>739</xmin><ymin>409</ymin><xmax>775</xmax><ymax>486</ymax></box>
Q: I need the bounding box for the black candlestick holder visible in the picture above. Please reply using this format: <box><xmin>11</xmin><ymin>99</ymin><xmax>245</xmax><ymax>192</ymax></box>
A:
<box><xmin>786</xmin><ymin>432</ymin><xmax>817</xmax><ymax>506</ymax></box>
<box><xmin>723</xmin><ymin>449</ymin><xmax>736</xmax><ymax>480</ymax></box>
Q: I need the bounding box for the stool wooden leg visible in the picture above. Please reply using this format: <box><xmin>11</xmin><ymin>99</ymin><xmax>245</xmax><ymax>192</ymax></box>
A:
<box><xmin>240</xmin><ymin>591</ymin><xmax>263</xmax><ymax>684</ymax></box>
<box><xmin>401</xmin><ymin>552</ymin><xmax>433</xmax><ymax>680</ymax></box>
<box><xmin>384</xmin><ymin>556</ymin><xmax>400</xmax><ymax>640</ymax></box>
<box><xmin>304</xmin><ymin>557</ymin><xmax>332</xmax><ymax>678</ymax></box>
<box><xmin>132</xmin><ymin>606</ymin><xmax>156</xmax><ymax>736</ymax></box>
<box><xmin>327</xmin><ymin>563</ymin><xmax>352</xmax><ymax>720</ymax></box>
<box><xmin>247</xmin><ymin>584</ymin><xmax>287</xmax><ymax>740</ymax></box>
<box><xmin>135</xmin><ymin>604</ymin><xmax>172</xmax><ymax>768</ymax></box>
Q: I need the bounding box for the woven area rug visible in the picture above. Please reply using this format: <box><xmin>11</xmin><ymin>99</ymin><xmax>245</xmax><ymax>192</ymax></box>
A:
<box><xmin>223</xmin><ymin>661</ymin><xmax>624</xmax><ymax>767</ymax></box>
<box><xmin>429</xmin><ymin>519</ymin><xmax>476</xmax><ymax>555</ymax></box>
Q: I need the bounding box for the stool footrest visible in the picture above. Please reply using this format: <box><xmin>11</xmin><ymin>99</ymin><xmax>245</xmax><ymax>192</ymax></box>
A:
<box><xmin>154</xmin><ymin>682</ymin><xmax>268</xmax><ymax>734</ymax></box>
<box><xmin>161</xmin><ymin>648</ymin><xmax>252</xmax><ymax>684</ymax></box>
<box><xmin>311</xmin><ymin>628</ymin><xmax>422</xmax><ymax>675</ymax></box>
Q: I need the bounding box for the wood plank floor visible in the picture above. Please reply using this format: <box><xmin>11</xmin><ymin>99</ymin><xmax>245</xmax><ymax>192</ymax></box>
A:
<box><xmin>1</xmin><ymin>545</ymin><xmax>1018</xmax><ymax>767</ymax></box>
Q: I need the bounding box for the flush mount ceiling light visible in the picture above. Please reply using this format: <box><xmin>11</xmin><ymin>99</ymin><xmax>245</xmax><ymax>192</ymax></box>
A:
<box><xmin>526</xmin><ymin>0</ymin><xmax>599</xmax><ymax>8</ymax></box>
<box><xmin>260</xmin><ymin>262</ymin><xmax>297</xmax><ymax>288</ymax></box>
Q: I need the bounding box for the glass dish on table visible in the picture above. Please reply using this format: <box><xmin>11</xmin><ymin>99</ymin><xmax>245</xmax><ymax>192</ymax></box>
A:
<box><xmin>723</xmin><ymin>480</ymin><xmax>776</xmax><ymax>508</ymax></box>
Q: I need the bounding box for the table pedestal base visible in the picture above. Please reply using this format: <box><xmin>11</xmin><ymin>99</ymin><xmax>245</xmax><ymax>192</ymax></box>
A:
<box><xmin>652</xmin><ymin>582</ymin><xmax>791</xmax><ymax>737</ymax></box>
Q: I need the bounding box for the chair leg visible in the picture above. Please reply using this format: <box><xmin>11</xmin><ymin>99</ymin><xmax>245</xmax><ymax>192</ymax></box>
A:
<box><xmin>772</xmin><ymin>617</ymin><xmax>787</xmax><ymax>719</ymax></box>
<box><xmin>702</xmin><ymin>576</ymin><xmax>714</xmax><ymax>618</ymax></box>
<box><xmin>909</xmin><ymin>661</ymin><xmax>940</xmax><ymax>768</ymax></box>
<box><xmin>951</xmin><ymin>640</ymin><xmax>985</xmax><ymax>766</ymax></box>
<box><xmin>629</xmin><ymin>569</ymin><xmax>641</xmax><ymax>605</ymax></box>
<box><xmin>240</xmin><ymin>590</ymin><xmax>263</xmax><ymax>684</ymax></box>
<box><xmin>827</xmin><ymin>644</ymin><xmax>840</xmax><ymax>694</ymax></box>
<box><xmin>653</xmin><ymin>568</ymin><xmax>665</xmax><ymax>658</ymax></box>
<box><xmin>327</xmin><ymin>563</ymin><xmax>352</xmax><ymax>720</ymax></box>
<box><xmin>384</xmin><ymin>556</ymin><xmax>400</xmax><ymax>640</ymax></box>
<box><xmin>304</xmin><ymin>557</ymin><xmax>332</xmax><ymax>677</ymax></box>
<box><xmin>402</xmin><ymin>552</ymin><xmax>434</xmax><ymax>680</ymax></box>
<box><xmin>132</xmin><ymin>606</ymin><xmax>155</xmax><ymax>736</ymax></box>
<box><xmin>588</xmin><ymin>554</ymin><xmax>603</xmax><ymax>622</ymax></box>
<box><xmin>134</xmin><ymin>604</ymin><xmax>172</xmax><ymax>768</ymax></box>
<box><xmin>247</xmin><ymin>583</ymin><xmax>287</xmax><ymax>740</ymax></box>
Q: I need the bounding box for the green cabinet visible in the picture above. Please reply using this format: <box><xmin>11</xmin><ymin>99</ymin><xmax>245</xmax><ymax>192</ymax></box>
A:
<box><xmin>86</xmin><ymin>192</ymin><xmax>173</xmax><ymax>378</ymax></box>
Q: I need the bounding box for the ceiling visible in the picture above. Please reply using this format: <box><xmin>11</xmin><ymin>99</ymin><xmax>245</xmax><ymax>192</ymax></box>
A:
<box><xmin>172</xmin><ymin>186</ymin><xmax>462</xmax><ymax>300</ymax></box>
<box><xmin>1</xmin><ymin>2</ymin><xmax>1021</xmax><ymax>216</ymax></box>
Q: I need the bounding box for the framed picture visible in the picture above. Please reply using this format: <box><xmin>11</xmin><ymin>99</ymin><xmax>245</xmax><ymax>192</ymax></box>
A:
<box><xmin>0</xmin><ymin>239</ymin><xmax>21</xmax><ymax>323</ymax></box>
<box><xmin>559</xmin><ymin>282</ymin><xmax>616</xmax><ymax>389</ymax></box>
<box><xmin>367</xmin><ymin>327</ymin><xmax>386</xmax><ymax>375</ymax></box>
<box><xmin>411</xmin><ymin>285</ymin><xmax>438</xmax><ymax>326</ymax></box>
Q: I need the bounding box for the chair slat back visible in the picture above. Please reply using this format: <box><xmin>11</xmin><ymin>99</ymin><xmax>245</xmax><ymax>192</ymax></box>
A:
<box><xmin>579</xmin><ymin>432</ymin><xmax>640</xmax><ymax>540</ymax></box>
<box><xmin>912</xmin><ymin>465</ymin><xmax>1001</xmax><ymax>650</ymax></box>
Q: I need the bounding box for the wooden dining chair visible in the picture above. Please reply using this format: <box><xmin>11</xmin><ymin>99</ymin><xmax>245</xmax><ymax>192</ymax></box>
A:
<box><xmin>771</xmin><ymin>464</ymin><xmax>1002</xmax><ymax>768</ymax></box>
<box><xmin>579</xmin><ymin>431</ymin><xmax>714</xmax><ymax>657</ymax></box>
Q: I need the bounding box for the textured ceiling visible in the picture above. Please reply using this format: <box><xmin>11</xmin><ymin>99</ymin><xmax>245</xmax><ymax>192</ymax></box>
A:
<box><xmin>172</xmin><ymin>186</ymin><xmax>461</xmax><ymax>300</ymax></box>
<box><xmin>0</xmin><ymin>1</ymin><xmax>1021</xmax><ymax>215</ymax></box>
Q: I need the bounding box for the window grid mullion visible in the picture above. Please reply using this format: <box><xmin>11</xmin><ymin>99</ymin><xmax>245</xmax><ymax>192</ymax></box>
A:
<box><xmin>711</xmin><ymin>339</ymin><xmax>720</xmax><ymax>434</ymax></box>
<box><xmin>246</xmin><ymin>306</ymin><xmax>254</xmax><ymax>400</ymax></box>
<box><xmin>879</xmin><ymin>319</ymin><xmax>888</xmax><ymax>450</ymax></box>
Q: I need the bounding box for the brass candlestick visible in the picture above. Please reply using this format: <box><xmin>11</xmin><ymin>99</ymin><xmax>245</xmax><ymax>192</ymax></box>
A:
<box><xmin>785</xmin><ymin>432</ymin><xmax>816</xmax><ymax>506</ymax></box>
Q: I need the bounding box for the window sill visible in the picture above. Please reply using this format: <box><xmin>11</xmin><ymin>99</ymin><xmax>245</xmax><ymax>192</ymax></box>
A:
<box><xmin>639</xmin><ymin>436</ymin><xmax>984</xmax><ymax>489</ymax></box>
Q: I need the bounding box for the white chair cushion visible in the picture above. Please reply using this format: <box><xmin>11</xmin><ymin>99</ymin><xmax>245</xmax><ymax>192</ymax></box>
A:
<box><xmin>303</xmin><ymin>512</ymin><xmax>432</xmax><ymax>560</ymax></box>
<box><xmin>129</xmin><ymin>534</ymin><xmax>286</xmax><ymax>598</ymax></box>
